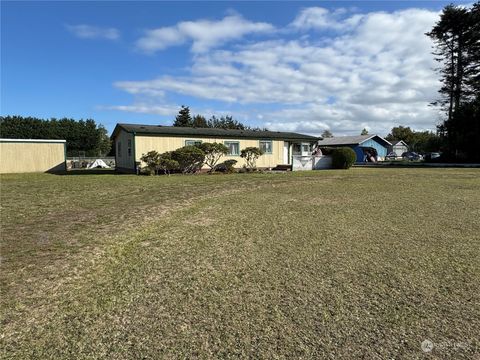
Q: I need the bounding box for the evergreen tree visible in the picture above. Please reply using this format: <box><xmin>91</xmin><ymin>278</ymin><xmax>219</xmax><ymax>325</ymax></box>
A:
<box><xmin>207</xmin><ymin>115</ymin><xmax>247</xmax><ymax>130</ymax></box>
<box><xmin>173</xmin><ymin>105</ymin><xmax>193</xmax><ymax>127</ymax></box>
<box><xmin>426</xmin><ymin>4</ymin><xmax>477</xmax><ymax>119</ymax></box>
<box><xmin>0</xmin><ymin>116</ymin><xmax>111</xmax><ymax>156</ymax></box>
<box><xmin>361</xmin><ymin>128</ymin><xmax>369</xmax><ymax>135</ymax></box>
<box><xmin>192</xmin><ymin>114</ymin><xmax>208</xmax><ymax>128</ymax></box>
<box><xmin>426</xmin><ymin>2</ymin><xmax>480</xmax><ymax>161</ymax></box>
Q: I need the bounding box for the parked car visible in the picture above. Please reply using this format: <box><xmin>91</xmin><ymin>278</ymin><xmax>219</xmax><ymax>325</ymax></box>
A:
<box><xmin>402</xmin><ymin>151</ymin><xmax>422</xmax><ymax>161</ymax></box>
<box><xmin>424</xmin><ymin>152</ymin><xmax>442</xmax><ymax>162</ymax></box>
<box><xmin>385</xmin><ymin>152</ymin><xmax>397</xmax><ymax>160</ymax></box>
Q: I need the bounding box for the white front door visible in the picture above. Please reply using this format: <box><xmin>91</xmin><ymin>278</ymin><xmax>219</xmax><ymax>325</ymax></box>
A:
<box><xmin>283</xmin><ymin>142</ymin><xmax>290</xmax><ymax>164</ymax></box>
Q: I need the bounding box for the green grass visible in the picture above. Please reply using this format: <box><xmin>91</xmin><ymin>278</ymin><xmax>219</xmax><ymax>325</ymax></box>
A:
<box><xmin>1</xmin><ymin>169</ymin><xmax>479</xmax><ymax>358</ymax></box>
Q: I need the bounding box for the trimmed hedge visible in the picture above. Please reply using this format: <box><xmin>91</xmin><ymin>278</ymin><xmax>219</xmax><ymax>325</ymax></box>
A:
<box><xmin>216</xmin><ymin>159</ymin><xmax>237</xmax><ymax>173</ymax></box>
<box><xmin>331</xmin><ymin>147</ymin><xmax>356</xmax><ymax>169</ymax></box>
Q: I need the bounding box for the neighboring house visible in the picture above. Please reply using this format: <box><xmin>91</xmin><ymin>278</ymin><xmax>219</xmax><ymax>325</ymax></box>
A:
<box><xmin>111</xmin><ymin>124</ymin><xmax>318</xmax><ymax>172</ymax></box>
<box><xmin>316</xmin><ymin>135</ymin><xmax>392</xmax><ymax>163</ymax></box>
<box><xmin>388</xmin><ymin>140</ymin><xmax>409</xmax><ymax>158</ymax></box>
<box><xmin>0</xmin><ymin>138</ymin><xmax>66</xmax><ymax>174</ymax></box>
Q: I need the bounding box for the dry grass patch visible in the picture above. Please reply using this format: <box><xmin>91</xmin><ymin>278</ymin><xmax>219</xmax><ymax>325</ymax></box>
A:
<box><xmin>1</xmin><ymin>169</ymin><xmax>479</xmax><ymax>358</ymax></box>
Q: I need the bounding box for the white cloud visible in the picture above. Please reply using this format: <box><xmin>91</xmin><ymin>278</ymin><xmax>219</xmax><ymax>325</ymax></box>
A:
<box><xmin>136</xmin><ymin>15</ymin><xmax>275</xmax><ymax>53</ymax></box>
<box><xmin>112</xmin><ymin>7</ymin><xmax>444</xmax><ymax>135</ymax></box>
<box><xmin>291</xmin><ymin>7</ymin><xmax>357</xmax><ymax>31</ymax></box>
<box><xmin>105</xmin><ymin>104</ymin><xmax>177</xmax><ymax>116</ymax></box>
<box><xmin>66</xmin><ymin>24</ymin><xmax>120</xmax><ymax>40</ymax></box>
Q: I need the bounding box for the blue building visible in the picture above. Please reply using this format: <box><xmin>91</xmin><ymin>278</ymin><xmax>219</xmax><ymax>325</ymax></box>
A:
<box><xmin>316</xmin><ymin>135</ymin><xmax>392</xmax><ymax>163</ymax></box>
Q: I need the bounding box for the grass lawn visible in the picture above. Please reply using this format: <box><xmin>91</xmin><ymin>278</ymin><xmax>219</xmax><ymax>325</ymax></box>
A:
<box><xmin>1</xmin><ymin>168</ymin><xmax>479</xmax><ymax>358</ymax></box>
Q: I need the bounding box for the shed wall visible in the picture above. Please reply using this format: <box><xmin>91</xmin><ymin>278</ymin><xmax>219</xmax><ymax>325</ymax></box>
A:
<box><xmin>360</xmin><ymin>138</ymin><xmax>388</xmax><ymax>158</ymax></box>
<box><xmin>115</xmin><ymin>130</ymin><xmax>135</xmax><ymax>171</ymax></box>
<box><xmin>0</xmin><ymin>141</ymin><xmax>66</xmax><ymax>174</ymax></box>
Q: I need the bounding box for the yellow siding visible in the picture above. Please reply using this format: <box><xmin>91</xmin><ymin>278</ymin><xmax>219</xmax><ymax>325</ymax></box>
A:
<box><xmin>135</xmin><ymin>135</ymin><xmax>284</xmax><ymax>168</ymax></box>
<box><xmin>0</xmin><ymin>142</ymin><xmax>66</xmax><ymax>174</ymax></box>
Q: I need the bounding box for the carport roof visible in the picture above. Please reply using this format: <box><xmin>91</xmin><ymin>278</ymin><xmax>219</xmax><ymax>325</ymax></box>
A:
<box><xmin>317</xmin><ymin>135</ymin><xmax>391</xmax><ymax>147</ymax></box>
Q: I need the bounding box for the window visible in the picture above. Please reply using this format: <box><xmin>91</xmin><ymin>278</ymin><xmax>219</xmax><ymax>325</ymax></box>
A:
<box><xmin>302</xmin><ymin>144</ymin><xmax>311</xmax><ymax>153</ymax></box>
<box><xmin>292</xmin><ymin>143</ymin><xmax>301</xmax><ymax>155</ymax></box>
<box><xmin>259</xmin><ymin>140</ymin><xmax>272</xmax><ymax>154</ymax></box>
<box><xmin>117</xmin><ymin>141</ymin><xmax>122</xmax><ymax>157</ymax></box>
<box><xmin>224</xmin><ymin>141</ymin><xmax>240</xmax><ymax>156</ymax></box>
<box><xmin>127</xmin><ymin>139</ymin><xmax>132</xmax><ymax>157</ymax></box>
<box><xmin>185</xmin><ymin>140</ymin><xmax>202</xmax><ymax>147</ymax></box>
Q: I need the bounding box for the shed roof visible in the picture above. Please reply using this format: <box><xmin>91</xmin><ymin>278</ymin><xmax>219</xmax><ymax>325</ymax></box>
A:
<box><xmin>0</xmin><ymin>138</ymin><xmax>66</xmax><ymax>143</ymax></box>
<box><xmin>317</xmin><ymin>134</ymin><xmax>391</xmax><ymax>147</ymax></box>
<box><xmin>112</xmin><ymin>123</ymin><xmax>319</xmax><ymax>141</ymax></box>
<box><xmin>390</xmin><ymin>140</ymin><xmax>408</xmax><ymax>146</ymax></box>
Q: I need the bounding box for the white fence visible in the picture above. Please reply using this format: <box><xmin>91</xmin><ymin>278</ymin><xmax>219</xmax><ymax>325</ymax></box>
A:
<box><xmin>292</xmin><ymin>155</ymin><xmax>332</xmax><ymax>171</ymax></box>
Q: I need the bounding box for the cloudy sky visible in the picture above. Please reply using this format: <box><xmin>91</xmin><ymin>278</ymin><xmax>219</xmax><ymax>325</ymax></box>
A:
<box><xmin>1</xmin><ymin>1</ymin><xmax>464</xmax><ymax>136</ymax></box>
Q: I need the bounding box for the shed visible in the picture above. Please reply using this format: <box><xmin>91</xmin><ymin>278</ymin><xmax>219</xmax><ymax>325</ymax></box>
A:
<box><xmin>111</xmin><ymin>124</ymin><xmax>319</xmax><ymax>172</ymax></box>
<box><xmin>316</xmin><ymin>135</ymin><xmax>392</xmax><ymax>163</ymax></box>
<box><xmin>0</xmin><ymin>139</ymin><xmax>66</xmax><ymax>174</ymax></box>
<box><xmin>388</xmin><ymin>140</ymin><xmax>409</xmax><ymax>158</ymax></box>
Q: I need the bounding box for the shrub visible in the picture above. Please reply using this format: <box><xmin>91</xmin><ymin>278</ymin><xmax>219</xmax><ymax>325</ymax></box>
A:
<box><xmin>198</xmin><ymin>142</ymin><xmax>229</xmax><ymax>172</ymax></box>
<box><xmin>331</xmin><ymin>147</ymin><xmax>356</xmax><ymax>169</ymax></box>
<box><xmin>158</xmin><ymin>152</ymin><xmax>179</xmax><ymax>175</ymax></box>
<box><xmin>240</xmin><ymin>147</ymin><xmax>264</xmax><ymax>170</ymax></box>
<box><xmin>140</xmin><ymin>150</ymin><xmax>161</xmax><ymax>175</ymax></box>
<box><xmin>171</xmin><ymin>145</ymin><xmax>205</xmax><ymax>174</ymax></box>
<box><xmin>215</xmin><ymin>159</ymin><xmax>237</xmax><ymax>173</ymax></box>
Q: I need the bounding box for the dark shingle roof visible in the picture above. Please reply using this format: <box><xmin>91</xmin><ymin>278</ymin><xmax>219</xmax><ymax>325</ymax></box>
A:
<box><xmin>112</xmin><ymin>123</ymin><xmax>319</xmax><ymax>141</ymax></box>
<box><xmin>317</xmin><ymin>135</ymin><xmax>391</xmax><ymax>146</ymax></box>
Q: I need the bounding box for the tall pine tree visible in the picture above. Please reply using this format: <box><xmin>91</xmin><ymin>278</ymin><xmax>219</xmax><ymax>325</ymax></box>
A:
<box><xmin>426</xmin><ymin>2</ymin><xmax>480</xmax><ymax>161</ymax></box>
<box><xmin>173</xmin><ymin>105</ymin><xmax>193</xmax><ymax>127</ymax></box>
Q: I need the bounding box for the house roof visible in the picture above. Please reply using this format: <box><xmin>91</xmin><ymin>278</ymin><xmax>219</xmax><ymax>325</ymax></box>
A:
<box><xmin>112</xmin><ymin>123</ymin><xmax>319</xmax><ymax>141</ymax></box>
<box><xmin>317</xmin><ymin>134</ymin><xmax>391</xmax><ymax>147</ymax></box>
<box><xmin>390</xmin><ymin>140</ymin><xmax>408</xmax><ymax>146</ymax></box>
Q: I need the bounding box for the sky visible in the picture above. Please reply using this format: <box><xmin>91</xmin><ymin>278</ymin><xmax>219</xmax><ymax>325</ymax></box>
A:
<box><xmin>0</xmin><ymin>1</ymin><xmax>467</xmax><ymax>136</ymax></box>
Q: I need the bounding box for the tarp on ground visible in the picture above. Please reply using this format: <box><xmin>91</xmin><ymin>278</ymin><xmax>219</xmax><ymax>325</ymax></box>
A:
<box><xmin>87</xmin><ymin>159</ymin><xmax>110</xmax><ymax>169</ymax></box>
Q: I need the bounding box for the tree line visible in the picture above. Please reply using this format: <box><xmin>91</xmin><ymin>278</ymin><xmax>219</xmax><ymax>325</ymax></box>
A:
<box><xmin>0</xmin><ymin>116</ymin><xmax>111</xmax><ymax>156</ymax></box>
<box><xmin>173</xmin><ymin>105</ymin><xmax>266</xmax><ymax>130</ymax></box>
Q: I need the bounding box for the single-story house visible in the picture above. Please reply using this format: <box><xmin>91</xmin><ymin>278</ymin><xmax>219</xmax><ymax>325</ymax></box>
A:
<box><xmin>111</xmin><ymin>124</ymin><xmax>319</xmax><ymax>172</ymax></box>
<box><xmin>316</xmin><ymin>135</ymin><xmax>392</xmax><ymax>163</ymax></box>
<box><xmin>0</xmin><ymin>138</ymin><xmax>66</xmax><ymax>174</ymax></box>
<box><xmin>388</xmin><ymin>140</ymin><xmax>409</xmax><ymax>158</ymax></box>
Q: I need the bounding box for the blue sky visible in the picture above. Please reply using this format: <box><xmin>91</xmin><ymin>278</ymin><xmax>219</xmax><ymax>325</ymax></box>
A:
<box><xmin>1</xmin><ymin>1</ymin><xmax>464</xmax><ymax>136</ymax></box>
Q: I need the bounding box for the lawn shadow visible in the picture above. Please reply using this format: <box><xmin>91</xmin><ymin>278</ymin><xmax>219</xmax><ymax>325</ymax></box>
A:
<box><xmin>57</xmin><ymin>169</ymin><xmax>119</xmax><ymax>176</ymax></box>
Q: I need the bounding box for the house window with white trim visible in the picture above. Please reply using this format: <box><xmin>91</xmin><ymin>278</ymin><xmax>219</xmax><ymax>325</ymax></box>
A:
<box><xmin>185</xmin><ymin>140</ymin><xmax>202</xmax><ymax>147</ymax></box>
<box><xmin>259</xmin><ymin>140</ymin><xmax>272</xmax><ymax>154</ymax></box>
<box><xmin>224</xmin><ymin>141</ymin><xmax>240</xmax><ymax>155</ymax></box>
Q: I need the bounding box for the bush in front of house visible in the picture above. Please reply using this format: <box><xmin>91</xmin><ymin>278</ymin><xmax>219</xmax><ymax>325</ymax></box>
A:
<box><xmin>158</xmin><ymin>152</ymin><xmax>179</xmax><ymax>175</ymax></box>
<box><xmin>198</xmin><ymin>142</ymin><xmax>229</xmax><ymax>172</ymax></box>
<box><xmin>331</xmin><ymin>147</ymin><xmax>356</xmax><ymax>169</ymax></box>
<box><xmin>171</xmin><ymin>145</ymin><xmax>205</xmax><ymax>173</ymax></box>
<box><xmin>240</xmin><ymin>147</ymin><xmax>264</xmax><ymax>171</ymax></box>
<box><xmin>140</xmin><ymin>150</ymin><xmax>161</xmax><ymax>175</ymax></box>
<box><xmin>215</xmin><ymin>159</ymin><xmax>237</xmax><ymax>173</ymax></box>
